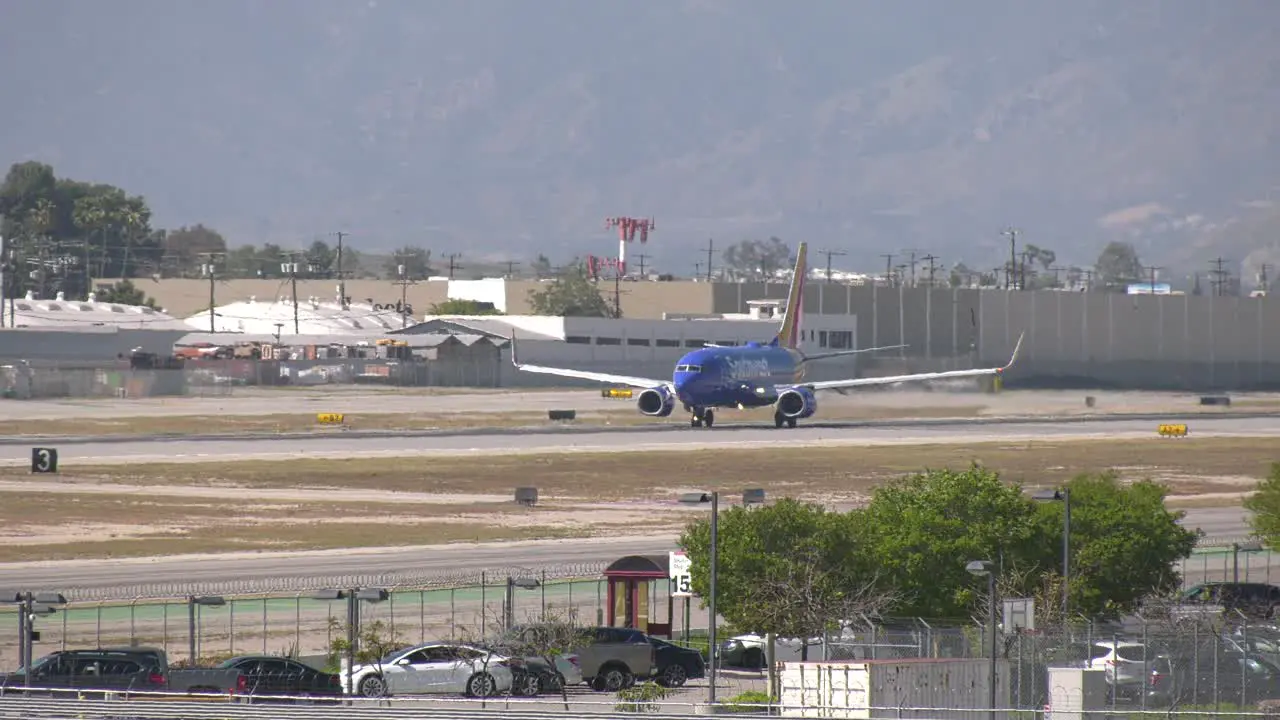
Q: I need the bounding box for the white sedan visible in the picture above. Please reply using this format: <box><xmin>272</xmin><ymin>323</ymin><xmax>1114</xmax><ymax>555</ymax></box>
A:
<box><xmin>343</xmin><ymin>643</ymin><xmax>515</xmax><ymax>698</ymax></box>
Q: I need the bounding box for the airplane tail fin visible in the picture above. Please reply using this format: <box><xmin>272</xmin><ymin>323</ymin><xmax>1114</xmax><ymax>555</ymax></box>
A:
<box><xmin>773</xmin><ymin>242</ymin><xmax>808</xmax><ymax>350</ymax></box>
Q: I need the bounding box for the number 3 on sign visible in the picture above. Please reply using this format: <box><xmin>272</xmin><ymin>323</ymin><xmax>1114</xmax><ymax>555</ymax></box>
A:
<box><xmin>671</xmin><ymin>573</ymin><xmax>692</xmax><ymax>597</ymax></box>
<box><xmin>31</xmin><ymin>447</ymin><xmax>58</xmax><ymax>474</ymax></box>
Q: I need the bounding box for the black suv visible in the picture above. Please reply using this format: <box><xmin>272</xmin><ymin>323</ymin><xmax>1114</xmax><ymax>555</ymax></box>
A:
<box><xmin>0</xmin><ymin>648</ymin><xmax>166</xmax><ymax>697</ymax></box>
<box><xmin>1180</xmin><ymin>582</ymin><xmax>1280</xmax><ymax>618</ymax></box>
<box><xmin>649</xmin><ymin>637</ymin><xmax>706</xmax><ymax>688</ymax></box>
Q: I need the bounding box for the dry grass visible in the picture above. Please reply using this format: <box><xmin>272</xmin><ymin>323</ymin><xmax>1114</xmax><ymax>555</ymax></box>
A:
<box><xmin>6</xmin><ymin>404</ymin><xmax>989</xmax><ymax>437</ymax></box>
<box><xmin>7</xmin><ymin>437</ymin><xmax>1275</xmax><ymax>498</ymax></box>
<box><xmin>0</xmin><ymin>523</ymin><xmax>585</xmax><ymax>563</ymax></box>
<box><xmin>3</xmin><ymin>437</ymin><xmax>1272</xmax><ymax>562</ymax></box>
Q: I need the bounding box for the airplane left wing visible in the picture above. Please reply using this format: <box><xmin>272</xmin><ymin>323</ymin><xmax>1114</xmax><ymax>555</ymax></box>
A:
<box><xmin>795</xmin><ymin>333</ymin><xmax>1024</xmax><ymax>392</ymax></box>
<box><xmin>508</xmin><ymin>334</ymin><xmax>672</xmax><ymax>389</ymax></box>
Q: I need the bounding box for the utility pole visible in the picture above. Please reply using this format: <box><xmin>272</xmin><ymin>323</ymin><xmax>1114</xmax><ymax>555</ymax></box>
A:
<box><xmin>901</xmin><ymin>250</ymin><xmax>921</xmax><ymax>287</ymax></box>
<box><xmin>1020</xmin><ymin>250</ymin><xmax>1037</xmax><ymax>290</ymax></box>
<box><xmin>634</xmin><ymin>253</ymin><xmax>651</xmax><ymax>278</ymax></box>
<box><xmin>921</xmin><ymin>254</ymin><xmax>940</xmax><ymax>288</ymax></box>
<box><xmin>0</xmin><ymin>233</ymin><xmax>6</xmax><ymax>329</ymax></box>
<box><xmin>282</xmin><ymin>253</ymin><xmax>302</xmax><ymax>334</ymax></box>
<box><xmin>1082</xmin><ymin>269</ymin><xmax>1095</xmax><ymax>291</ymax></box>
<box><xmin>1259</xmin><ymin>263</ymin><xmax>1272</xmax><ymax>292</ymax></box>
<box><xmin>1048</xmin><ymin>265</ymin><xmax>1067</xmax><ymax>289</ymax></box>
<box><xmin>818</xmin><ymin>249</ymin><xmax>846</xmax><ymax>283</ymax></box>
<box><xmin>393</xmin><ymin>250</ymin><xmax>419</xmax><ymax>328</ymax></box>
<box><xmin>503</xmin><ymin>260</ymin><xmax>521</xmax><ymax>278</ymax></box>
<box><xmin>694</xmin><ymin>261</ymin><xmax>703</xmax><ymax>279</ymax></box>
<box><xmin>1209</xmin><ymin>257</ymin><xmax>1229</xmax><ymax>297</ymax></box>
<box><xmin>704</xmin><ymin>239</ymin><xmax>714</xmax><ymax>282</ymax></box>
<box><xmin>445</xmin><ymin>253</ymin><xmax>463</xmax><ymax>280</ymax></box>
<box><xmin>881</xmin><ymin>254</ymin><xmax>896</xmax><ymax>287</ymax></box>
<box><xmin>1002</xmin><ymin>228</ymin><xmax>1019</xmax><ymax>289</ymax></box>
<box><xmin>197</xmin><ymin>253</ymin><xmax>223</xmax><ymax>333</ymax></box>
<box><xmin>1142</xmin><ymin>265</ymin><xmax>1164</xmax><ymax>294</ymax></box>
<box><xmin>330</xmin><ymin>231</ymin><xmax>348</xmax><ymax>308</ymax></box>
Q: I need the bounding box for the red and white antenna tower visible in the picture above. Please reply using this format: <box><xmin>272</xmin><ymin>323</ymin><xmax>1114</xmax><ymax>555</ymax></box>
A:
<box><xmin>604</xmin><ymin>216</ymin><xmax>655</xmax><ymax>276</ymax></box>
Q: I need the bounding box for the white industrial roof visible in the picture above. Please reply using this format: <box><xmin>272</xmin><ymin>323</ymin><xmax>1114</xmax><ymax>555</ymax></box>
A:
<box><xmin>1</xmin><ymin>291</ymin><xmax>191</xmax><ymax>330</ymax></box>
<box><xmin>184</xmin><ymin>296</ymin><xmax>411</xmax><ymax>335</ymax></box>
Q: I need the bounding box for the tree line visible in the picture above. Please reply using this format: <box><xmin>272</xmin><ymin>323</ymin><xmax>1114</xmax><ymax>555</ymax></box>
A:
<box><xmin>678</xmin><ymin>466</ymin><xmax>1199</xmax><ymax>645</ymax></box>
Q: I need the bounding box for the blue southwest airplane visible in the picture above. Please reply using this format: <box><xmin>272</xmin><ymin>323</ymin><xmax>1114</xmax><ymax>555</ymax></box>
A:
<box><xmin>511</xmin><ymin>241</ymin><xmax>1024</xmax><ymax>429</ymax></box>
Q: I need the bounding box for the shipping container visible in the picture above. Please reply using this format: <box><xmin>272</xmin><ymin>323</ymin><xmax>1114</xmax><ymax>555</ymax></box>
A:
<box><xmin>780</xmin><ymin>658</ymin><xmax>1011</xmax><ymax>720</ymax></box>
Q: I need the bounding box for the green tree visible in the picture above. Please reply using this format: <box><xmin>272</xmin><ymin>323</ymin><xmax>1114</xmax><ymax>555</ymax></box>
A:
<box><xmin>428</xmin><ymin>298</ymin><xmax>503</xmax><ymax>315</ymax></box>
<box><xmin>1244</xmin><ymin>463</ymin><xmax>1280</xmax><ymax>547</ymax></box>
<box><xmin>527</xmin><ymin>262</ymin><xmax>613</xmax><ymax>317</ymax></box>
<box><xmin>855</xmin><ymin>465</ymin><xmax>1041</xmax><ymax>619</ymax></box>
<box><xmin>385</xmin><ymin>246</ymin><xmax>433</xmax><ymax>278</ymax></box>
<box><xmin>531</xmin><ymin>253</ymin><xmax>553</xmax><ymax>279</ymax></box>
<box><xmin>93</xmin><ymin>279</ymin><xmax>160</xmax><ymax>309</ymax></box>
<box><xmin>304</xmin><ymin>239</ymin><xmax>335</xmax><ymax>277</ymax></box>
<box><xmin>1039</xmin><ymin>472</ymin><xmax>1198</xmax><ymax>617</ymax></box>
<box><xmin>678</xmin><ymin>498</ymin><xmax>889</xmax><ymax>643</ymax></box>
<box><xmin>162</xmin><ymin>224</ymin><xmax>227</xmax><ymax>276</ymax></box>
<box><xmin>722</xmin><ymin>238</ymin><xmax>791</xmax><ymax>281</ymax></box>
<box><xmin>1094</xmin><ymin>241</ymin><xmax>1142</xmax><ymax>287</ymax></box>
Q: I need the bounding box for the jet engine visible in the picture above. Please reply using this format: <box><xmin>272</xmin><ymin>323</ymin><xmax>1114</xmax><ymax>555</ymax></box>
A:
<box><xmin>776</xmin><ymin>387</ymin><xmax>818</xmax><ymax>419</ymax></box>
<box><xmin>636</xmin><ymin>385</ymin><xmax>676</xmax><ymax>417</ymax></box>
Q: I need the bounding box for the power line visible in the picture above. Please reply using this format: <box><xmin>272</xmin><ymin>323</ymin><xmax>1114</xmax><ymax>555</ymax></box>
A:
<box><xmin>281</xmin><ymin>251</ymin><xmax>303</xmax><ymax>334</ymax></box>
<box><xmin>1209</xmin><ymin>257</ymin><xmax>1230</xmax><ymax>297</ymax></box>
<box><xmin>881</xmin><ymin>254</ymin><xmax>896</xmax><ymax>287</ymax></box>
<box><xmin>1002</xmin><ymin>228</ymin><xmax>1019</xmax><ymax>290</ymax></box>
<box><xmin>392</xmin><ymin>250</ymin><xmax>420</xmax><ymax>329</ymax></box>
<box><xmin>921</xmin><ymin>254</ymin><xmax>940</xmax><ymax>288</ymax></box>
<box><xmin>330</xmin><ymin>231</ymin><xmax>349</xmax><ymax>307</ymax></box>
<box><xmin>817</xmin><ymin>249</ymin><xmax>847</xmax><ymax>283</ymax></box>
<box><xmin>1141</xmin><ymin>265</ymin><xmax>1164</xmax><ymax>294</ymax></box>
<box><xmin>197</xmin><ymin>252</ymin><xmax>225</xmax><ymax>333</ymax></box>
<box><xmin>444</xmin><ymin>253</ymin><xmax>463</xmax><ymax>280</ymax></box>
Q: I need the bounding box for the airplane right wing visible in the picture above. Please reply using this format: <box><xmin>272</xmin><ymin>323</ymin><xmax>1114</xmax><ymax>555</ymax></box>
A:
<box><xmin>801</xmin><ymin>333</ymin><xmax>1024</xmax><ymax>392</ymax></box>
<box><xmin>508</xmin><ymin>334</ymin><xmax>672</xmax><ymax>389</ymax></box>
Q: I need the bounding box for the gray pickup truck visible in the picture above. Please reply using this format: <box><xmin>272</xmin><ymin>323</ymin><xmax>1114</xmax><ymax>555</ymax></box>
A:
<box><xmin>0</xmin><ymin>647</ymin><xmax>245</xmax><ymax>698</ymax></box>
<box><xmin>501</xmin><ymin>624</ymin><xmax>655</xmax><ymax>693</ymax></box>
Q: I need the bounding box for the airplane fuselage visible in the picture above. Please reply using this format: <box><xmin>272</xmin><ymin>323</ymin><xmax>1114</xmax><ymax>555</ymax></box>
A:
<box><xmin>672</xmin><ymin>344</ymin><xmax>806</xmax><ymax>410</ymax></box>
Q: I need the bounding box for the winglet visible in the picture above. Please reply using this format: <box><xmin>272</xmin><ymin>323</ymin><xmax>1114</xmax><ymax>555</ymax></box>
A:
<box><xmin>999</xmin><ymin>332</ymin><xmax>1025</xmax><ymax>372</ymax></box>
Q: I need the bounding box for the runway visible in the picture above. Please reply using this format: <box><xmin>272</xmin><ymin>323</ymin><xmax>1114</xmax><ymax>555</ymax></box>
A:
<box><xmin>0</xmin><ymin>413</ymin><xmax>1273</xmax><ymax>597</ymax></box>
<box><xmin>0</xmin><ymin>414</ymin><xmax>1277</xmax><ymax>465</ymax></box>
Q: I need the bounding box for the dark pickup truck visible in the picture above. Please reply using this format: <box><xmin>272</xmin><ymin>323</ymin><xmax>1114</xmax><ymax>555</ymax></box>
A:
<box><xmin>0</xmin><ymin>647</ymin><xmax>246</xmax><ymax>698</ymax></box>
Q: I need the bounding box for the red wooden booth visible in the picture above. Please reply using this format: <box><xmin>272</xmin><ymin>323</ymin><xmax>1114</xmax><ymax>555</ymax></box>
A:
<box><xmin>603</xmin><ymin>554</ymin><xmax>675</xmax><ymax>638</ymax></box>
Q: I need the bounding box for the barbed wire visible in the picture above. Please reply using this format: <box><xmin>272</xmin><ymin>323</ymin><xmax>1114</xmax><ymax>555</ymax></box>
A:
<box><xmin>38</xmin><ymin>562</ymin><xmax>610</xmax><ymax>603</ymax></box>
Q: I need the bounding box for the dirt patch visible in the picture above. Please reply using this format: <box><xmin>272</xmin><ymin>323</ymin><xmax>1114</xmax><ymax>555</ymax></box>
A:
<box><xmin>17</xmin><ymin>437</ymin><xmax>1274</xmax><ymax>498</ymax></box>
<box><xmin>1</xmin><ymin>437</ymin><xmax>1272</xmax><ymax>562</ymax></box>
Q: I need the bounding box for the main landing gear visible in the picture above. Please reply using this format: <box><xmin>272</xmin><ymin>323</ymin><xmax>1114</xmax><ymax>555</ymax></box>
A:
<box><xmin>773</xmin><ymin>411</ymin><xmax>798</xmax><ymax>429</ymax></box>
<box><xmin>690</xmin><ymin>407</ymin><xmax>715</xmax><ymax>428</ymax></box>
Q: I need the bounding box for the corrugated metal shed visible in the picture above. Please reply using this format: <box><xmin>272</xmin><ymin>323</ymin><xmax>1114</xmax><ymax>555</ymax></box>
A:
<box><xmin>184</xmin><ymin>297</ymin><xmax>409</xmax><ymax>334</ymax></box>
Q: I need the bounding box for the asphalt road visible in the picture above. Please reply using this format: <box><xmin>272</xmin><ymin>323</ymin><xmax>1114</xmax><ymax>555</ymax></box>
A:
<box><xmin>1</xmin><ymin>414</ymin><xmax>1277</xmax><ymax>465</ymax></box>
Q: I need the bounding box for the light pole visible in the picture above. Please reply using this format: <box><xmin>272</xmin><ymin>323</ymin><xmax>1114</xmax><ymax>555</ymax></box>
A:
<box><xmin>187</xmin><ymin>595</ymin><xmax>225</xmax><ymax>666</ymax></box>
<box><xmin>966</xmin><ymin>560</ymin><xmax>998</xmax><ymax>720</ymax></box>
<box><xmin>679</xmin><ymin>491</ymin><xmax>720</xmax><ymax>706</ymax></box>
<box><xmin>1233</xmin><ymin>541</ymin><xmax>1264</xmax><ymax>583</ymax></box>
<box><xmin>505</xmin><ymin>576</ymin><xmax>541</xmax><ymax>631</ymax></box>
<box><xmin>3</xmin><ymin>591</ymin><xmax>67</xmax><ymax>688</ymax></box>
<box><xmin>1032</xmin><ymin>488</ymin><xmax>1070</xmax><ymax>620</ymax></box>
<box><xmin>313</xmin><ymin>587</ymin><xmax>389</xmax><ymax>698</ymax></box>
